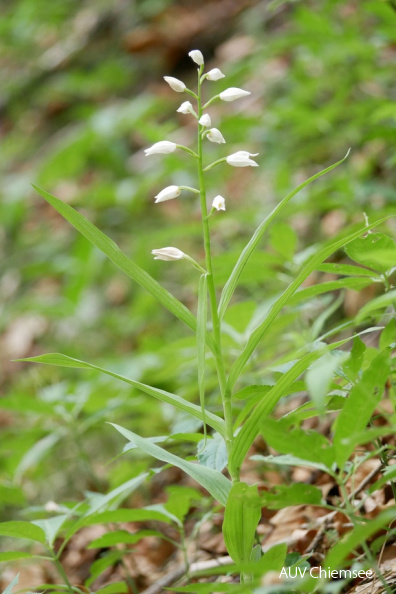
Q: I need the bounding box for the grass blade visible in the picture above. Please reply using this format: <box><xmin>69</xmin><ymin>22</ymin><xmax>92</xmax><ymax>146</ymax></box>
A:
<box><xmin>218</xmin><ymin>152</ymin><xmax>350</xmax><ymax>320</ymax></box>
<box><xmin>227</xmin><ymin>217</ymin><xmax>390</xmax><ymax>393</ymax></box>
<box><xmin>19</xmin><ymin>353</ymin><xmax>225</xmax><ymax>437</ymax></box>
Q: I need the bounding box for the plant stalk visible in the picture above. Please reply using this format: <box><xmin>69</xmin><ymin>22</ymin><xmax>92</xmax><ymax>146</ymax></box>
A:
<box><xmin>196</xmin><ymin>66</ymin><xmax>236</xmax><ymax>479</ymax></box>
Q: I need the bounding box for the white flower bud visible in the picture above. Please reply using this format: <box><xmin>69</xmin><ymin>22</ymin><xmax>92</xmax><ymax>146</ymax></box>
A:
<box><xmin>226</xmin><ymin>151</ymin><xmax>259</xmax><ymax>167</ymax></box>
<box><xmin>152</xmin><ymin>247</ymin><xmax>185</xmax><ymax>261</ymax></box>
<box><xmin>198</xmin><ymin>113</ymin><xmax>212</xmax><ymax>127</ymax></box>
<box><xmin>206</xmin><ymin>128</ymin><xmax>226</xmax><ymax>144</ymax></box>
<box><xmin>163</xmin><ymin>76</ymin><xmax>186</xmax><ymax>92</ymax></box>
<box><xmin>154</xmin><ymin>185</ymin><xmax>181</xmax><ymax>203</ymax></box>
<box><xmin>177</xmin><ymin>101</ymin><xmax>194</xmax><ymax>115</ymax></box>
<box><xmin>144</xmin><ymin>141</ymin><xmax>177</xmax><ymax>156</ymax></box>
<box><xmin>206</xmin><ymin>68</ymin><xmax>225</xmax><ymax>81</ymax></box>
<box><xmin>212</xmin><ymin>195</ymin><xmax>226</xmax><ymax>211</ymax></box>
<box><xmin>188</xmin><ymin>50</ymin><xmax>204</xmax><ymax>65</ymax></box>
<box><xmin>219</xmin><ymin>87</ymin><xmax>251</xmax><ymax>102</ymax></box>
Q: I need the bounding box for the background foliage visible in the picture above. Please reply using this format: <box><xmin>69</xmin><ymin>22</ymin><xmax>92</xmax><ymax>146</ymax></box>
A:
<box><xmin>1</xmin><ymin>0</ymin><xmax>396</xmax><ymax>590</ymax></box>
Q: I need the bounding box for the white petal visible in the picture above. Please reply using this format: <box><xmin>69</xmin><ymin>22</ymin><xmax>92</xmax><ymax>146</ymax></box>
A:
<box><xmin>206</xmin><ymin>128</ymin><xmax>226</xmax><ymax>144</ymax></box>
<box><xmin>188</xmin><ymin>50</ymin><xmax>204</xmax><ymax>65</ymax></box>
<box><xmin>226</xmin><ymin>151</ymin><xmax>259</xmax><ymax>167</ymax></box>
<box><xmin>177</xmin><ymin>101</ymin><xmax>194</xmax><ymax>115</ymax></box>
<box><xmin>219</xmin><ymin>87</ymin><xmax>251</xmax><ymax>102</ymax></box>
<box><xmin>163</xmin><ymin>76</ymin><xmax>186</xmax><ymax>92</ymax></box>
<box><xmin>144</xmin><ymin>141</ymin><xmax>177</xmax><ymax>156</ymax></box>
<box><xmin>152</xmin><ymin>247</ymin><xmax>185</xmax><ymax>261</ymax></box>
<box><xmin>212</xmin><ymin>195</ymin><xmax>226</xmax><ymax>211</ymax></box>
<box><xmin>199</xmin><ymin>113</ymin><xmax>212</xmax><ymax>127</ymax></box>
<box><xmin>206</xmin><ymin>68</ymin><xmax>225</xmax><ymax>81</ymax></box>
<box><xmin>154</xmin><ymin>185</ymin><xmax>181</xmax><ymax>202</ymax></box>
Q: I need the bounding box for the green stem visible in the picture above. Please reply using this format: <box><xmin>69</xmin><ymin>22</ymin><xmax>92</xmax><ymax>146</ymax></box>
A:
<box><xmin>196</xmin><ymin>66</ymin><xmax>236</xmax><ymax>479</ymax></box>
<box><xmin>53</xmin><ymin>554</ymin><xmax>75</xmax><ymax>594</ymax></box>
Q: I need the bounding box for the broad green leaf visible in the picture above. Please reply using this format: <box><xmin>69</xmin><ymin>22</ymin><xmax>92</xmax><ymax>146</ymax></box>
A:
<box><xmin>95</xmin><ymin>583</ymin><xmax>128</xmax><ymax>594</ymax></box>
<box><xmin>261</xmin><ymin>419</ymin><xmax>335</xmax><ymax>470</ymax></box>
<box><xmin>261</xmin><ymin>543</ymin><xmax>287</xmax><ymax>573</ymax></box>
<box><xmin>197</xmin><ymin>274</ymin><xmax>208</xmax><ymax>443</ymax></box>
<box><xmin>305</xmin><ymin>351</ymin><xmax>349</xmax><ymax>411</ymax></box>
<box><xmin>33</xmin><ymin>515</ymin><xmax>68</xmax><ymax>548</ymax></box>
<box><xmin>2</xmin><ymin>574</ymin><xmax>19</xmax><ymax>594</ymax></box>
<box><xmin>342</xmin><ymin>336</ymin><xmax>366</xmax><ymax>383</ymax></box>
<box><xmin>165</xmin><ymin>486</ymin><xmax>203</xmax><ymax>523</ymax></box>
<box><xmin>20</xmin><ymin>353</ymin><xmax>225</xmax><ymax>437</ymax></box>
<box><xmin>218</xmin><ymin>152</ymin><xmax>350</xmax><ymax>320</ymax></box>
<box><xmin>355</xmin><ymin>289</ymin><xmax>396</xmax><ymax>322</ymax></box>
<box><xmin>229</xmin><ymin>337</ymin><xmax>352</xmax><ymax>478</ymax></box>
<box><xmin>226</xmin><ymin>217</ymin><xmax>390</xmax><ymax>392</ymax></box>
<box><xmin>251</xmin><ymin>453</ymin><xmax>330</xmax><ymax>474</ymax></box>
<box><xmin>32</xmin><ymin>185</ymin><xmax>204</xmax><ymax>341</ymax></box>
<box><xmin>0</xmin><ymin>552</ymin><xmax>34</xmax><ymax>562</ymax></box>
<box><xmin>345</xmin><ymin>232</ymin><xmax>396</xmax><ymax>273</ymax></box>
<box><xmin>261</xmin><ymin>483</ymin><xmax>323</xmax><ymax>509</ymax></box>
<box><xmin>197</xmin><ymin>433</ymin><xmax>228</xmax><ymax>471</ymax></box>
<box><xmin>88</xmin><ymin>529</ymin><xmax>158</xmax><ymax>549</ymax></box>
<box><xmin>333</xmin><ymin>349</ymin><xmax>391</xmax><ymax>468</ymax></box>
<box><xmin>222</xmin><ymin>482</ymin><xmax>262</xmax><ymax>565</ymax></box>
<box><xmin>111</xmin><ymin>423</ymin><xmax>232</xmax><ymax>506</ymax></box>
<box><xmin>380</xmin><ymin>319</ymin><xmax>396</xmax><ymax>349</ymax></box>
<box><xmin>82</xmin><ymin>508</ymin><xmax>174</xmax><ymax>527</ymax></box>
<box><xmin>0</xmin><ymin>522</ymin><xmax>46</xmax><ymax>545</ymax></box>
<box><xmin>86</xmin><ymin>551</ymin><xmax>128</xmax><ymax>587</ymax></box>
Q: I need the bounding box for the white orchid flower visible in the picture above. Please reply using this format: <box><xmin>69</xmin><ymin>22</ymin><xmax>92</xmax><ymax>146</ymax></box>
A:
<box><xmin>177</xmin><ymin>101</ymin><xmax>194</xmax><ymax>115</ymax></box>
<box><xmin>188</xmin><ymin>50</ymin><xmax>204</xmax><ymax>65</ymax></box>
<box><xmin>199</xmin><ymin>113</ymin><xmax>212</xmax><ymax>127</ymax></box>
<box><xmin>226</xmin><ymin>151</ymin><xmax>259</xmax><ymax>167</ymax></box>
<box><xmin>154</xmin><ymin>185</ymin><xmax>181</xmax><ymax>203</ymax></box>
<box><xmin>163</xmin><ymin>76</ymin><xmax>186</xmax><ymax>92</ymax></box>
<box><xmin>206</xmin><ymin>128</ymin><xmax>226</xmax><ymax>144</ymax></box>
<box><xmin>144</xmin><ymin>141</ymin><xmax>177</xmax><ymax>156</ymax></box>
<box><xmin>212</xmin><ymin>195</ymin><xmax>226</xmax><ymax>211</ymax></box>
<box><xmin>219</xmin><ymin>87</ymin><xmax>251</xmax><ymax>102</ymax></box>
<box><xmin>151</xmin><ymin>247</ymin><xmax>185</xmax><ymax>261</ymax></box>
<box><xmin>206</xmin><ymin>68</ymin><xmax>225</xmax><ymax>81</ymax></box>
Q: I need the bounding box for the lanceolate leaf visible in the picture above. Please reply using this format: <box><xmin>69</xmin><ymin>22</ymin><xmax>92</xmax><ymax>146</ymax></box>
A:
<box><xmin>227</xmin><ymin>217</ymin><xmax>390</xmax><ymax>392</ymax></box>
<box><xmin>19</xmin><ymin>353</ymin><xmax>225</xmax><ymax>437</ymax></box>
<box><xmin>0</xmin><ymin>522</ymin><xmax>46</xmax><ymax>545</ymax></box>
<box><xmin>111</xmin><ymin>424</ymin><xmax>232</xmax><ymax>506</ymax></box>
<box><xmin>32</xmin><ymin>185</ymin><xmax>212</xmax><ymax>346</ymax></box>
<box><xmin>222</xmin><ymin>482</ymin><xmax>261</xmax><ymax>565</ymax></box>
<box><xmin>218</xmin><ymin>152</ymin><xmax>350</xmax><ymax>320</ymax></box>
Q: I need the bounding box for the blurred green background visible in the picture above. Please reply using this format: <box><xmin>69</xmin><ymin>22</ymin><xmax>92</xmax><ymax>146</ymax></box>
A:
<box><xmin>1</xmin><ymin>0</ymin><xmax>396</xmax><ymax>520</ymax></box>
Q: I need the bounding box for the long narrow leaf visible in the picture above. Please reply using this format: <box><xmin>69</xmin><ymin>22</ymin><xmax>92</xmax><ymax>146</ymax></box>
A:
<box><xmin>197</xmin><ymin>274</ymin><xmax>208</xmax><ymax>444</ymax></box>
<box><xmin>218</xmin><ymin>152</ymin><xmax>350</xmax><ymax>320</ymax></box>
<box><xmin>111</xmin><ymin>424</ymin><xmax>232</xmax><ymax>506</ymax></box>
<box><xmin>32</xmin><ymin>185</ymin><xmax>211</xmax><ymax>346</ymax></box>
<box><xmin>227</xmin><ymin>217</ymin><xmax>390</xmax><ymax>393</ymax></box>
<box><xmin>19</xmin><ymin>353</ymin><xmax>225</xmax><ymax>437</ymax></box>
<box><xmin>229</xmin><ymin>336</ymin><xmax>360</xmax><ymax>479</ymax></box>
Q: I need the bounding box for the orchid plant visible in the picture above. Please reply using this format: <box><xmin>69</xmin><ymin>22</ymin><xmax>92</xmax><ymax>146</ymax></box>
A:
<box><xmin>13</xmin><ymin>49</ymin><xmax>395</xmax><ymax>592</ymax></box>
